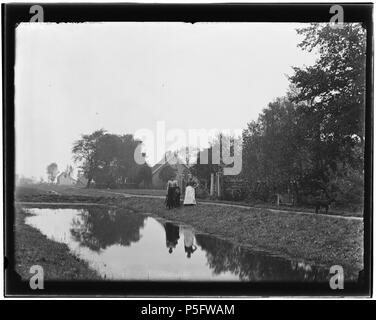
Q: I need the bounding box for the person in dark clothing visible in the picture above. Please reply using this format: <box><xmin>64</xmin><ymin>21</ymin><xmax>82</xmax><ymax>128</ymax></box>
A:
<box><xmin>165</xmin><ymin>179</ymin><xmax>181</xmax><ymax>209</ymax></box>
<box><xmin>173</xmin><ymin>180</ymin><xmax>181</xmax><ymax>207</ymax></box>
<box><xmin>164</xmin><ymin>222</ymin><xmax>180</xmax><ymax>253</ymax></box>
<box><xmin>165</xmin><ymin>180</ymin><xmax>175</xmax><ymax>209</ymax></box>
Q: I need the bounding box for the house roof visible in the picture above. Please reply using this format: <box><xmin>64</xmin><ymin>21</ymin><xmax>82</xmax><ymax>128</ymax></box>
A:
<box><xmin>152</xmin><ymin>152</ymin><xmax>189</xmax><ymax>175</ymax></box>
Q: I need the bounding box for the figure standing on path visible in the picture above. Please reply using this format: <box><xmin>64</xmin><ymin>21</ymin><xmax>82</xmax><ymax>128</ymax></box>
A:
<box><xmin>183</xmin><ymin>174</ymin><xmax>198</xmax><ymax>206</ymax></box>
<box><xmin>172</xmin><ymin>179</ymin><xmax>181</xmax><ymax>207</ymax></box>
<box><xmin>165</xmin><ymin>179</ymin><xmax>175</xmax><ymax>209</ymax></box>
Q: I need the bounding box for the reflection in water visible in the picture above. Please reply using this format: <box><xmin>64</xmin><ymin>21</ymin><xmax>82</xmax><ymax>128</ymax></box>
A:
<box><xmin>70</xmin><ymin>207</ymin><xmax>146</xmax><ymax>251</ymax></box>
<box><xmin>194</xmin><ymin>234</ymin><xmax>329</xmax><ymax>282</ymax></box>
<box><xmin>181</xmin><ymin>226</ymin><xmax>197</xmax><ymax>258</ymax></box>
<box><xmin>24</xmin><ymin>206</ymin><xmax>331</xmax><ymax>281</ymax></box>
<box><xmin>164</xmin><ymin>222</ymin><xmax>179</xmax><ymax>254</ymax></box>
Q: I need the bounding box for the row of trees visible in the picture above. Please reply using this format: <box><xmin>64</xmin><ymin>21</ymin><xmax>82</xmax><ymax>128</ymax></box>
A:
<box><xmin>241</xmin><ymin>23</ymin><xmax>366</xmax><ymax>208</ymax></box>
<box><xmin>189</xmin><ymin>24</ymin><xmax>365</xmax><ymax>209</ymax></box>
<box><xmin>72</xmin><ymin>129</ymin><xmax>152</xmax><ymax>188</ymax></box>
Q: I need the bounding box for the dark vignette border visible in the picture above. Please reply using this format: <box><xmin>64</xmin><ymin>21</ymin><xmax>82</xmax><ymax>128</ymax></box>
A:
<box><xmin>2</xmin><ymin>3</ymin><xmax>373</xmax><ymax>297</ymax></box>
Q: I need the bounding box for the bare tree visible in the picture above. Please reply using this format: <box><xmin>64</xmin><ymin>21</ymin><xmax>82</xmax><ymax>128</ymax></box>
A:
<box><xmin>46</xmin><ymin>162</ymin><xmax>58</xmax><ymax>183</ymax></box>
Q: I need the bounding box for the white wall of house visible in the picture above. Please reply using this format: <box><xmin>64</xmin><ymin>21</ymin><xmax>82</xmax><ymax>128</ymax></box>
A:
<box><xmin>57</xmin><ymin>173</ymin><xmax>76</xmax><ymax>185</ymax></box>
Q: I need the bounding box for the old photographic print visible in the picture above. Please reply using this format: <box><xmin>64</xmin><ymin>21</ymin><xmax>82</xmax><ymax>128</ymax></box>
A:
<box><xmin>3</xmin><ymin>3</ymin><xmax>372</xmax><ymax>298</ymax></box>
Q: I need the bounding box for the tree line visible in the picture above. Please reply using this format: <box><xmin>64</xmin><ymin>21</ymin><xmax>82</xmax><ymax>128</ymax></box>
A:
<box><xmin>242</xmin><ymin>23</ymin><xmax>365</xmax><ymax>208</ymax></box>
<box><xmin>72</xmin><ymin>129</ymin><xmax>152</xmax><ymax>188</ymax></box>
<box><xmin>191</xmin><ymin>23</ymin><xmax>366</xmax><ymax>209</ymax></box>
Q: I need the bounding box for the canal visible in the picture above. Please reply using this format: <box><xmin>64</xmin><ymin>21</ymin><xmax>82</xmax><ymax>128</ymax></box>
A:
<box><xmin>24</xmin><ymin>205</ymin><xmax>330</xmax><ymax>281</ymax></box>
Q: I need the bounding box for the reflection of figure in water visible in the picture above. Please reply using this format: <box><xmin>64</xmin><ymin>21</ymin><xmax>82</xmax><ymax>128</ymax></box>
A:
<box><xmin>182</xmin><ymin>226</ymin><xmax>197</xmax><ymax>258</ymax></box>
<box><xmin>164</xmin><ymin>222</ymin><xmax>180</xmax><ymax>254</ymax></box>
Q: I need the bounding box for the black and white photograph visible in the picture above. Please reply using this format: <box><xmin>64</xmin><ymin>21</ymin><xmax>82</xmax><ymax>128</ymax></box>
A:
<box><xmin>2</xmin><ymin>2</ymin><xmax>373</xmax><ymax>300</ymax></box>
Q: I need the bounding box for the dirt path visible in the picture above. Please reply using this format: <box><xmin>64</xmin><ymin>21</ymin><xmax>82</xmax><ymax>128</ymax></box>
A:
<box><xmin>18</xmin><ymin>201</ymin><xmax>109</xmax><ymax>206</ymax></box>
<box><xmin>93</xmin><ymin>189</ymin><xmax>363</xmax><ymax>222</ymax></box>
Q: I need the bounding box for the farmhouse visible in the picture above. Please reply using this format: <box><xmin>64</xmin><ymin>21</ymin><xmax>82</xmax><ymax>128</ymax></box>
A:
<box><xmin>151</xmin><ymin>152</ymin><xmax>189</xmax><ymax>189</ymax></box>
<box><xmin>56</xmin><ymin>171</ymin><xmax>76</xmax><ymax>185</ymax></box>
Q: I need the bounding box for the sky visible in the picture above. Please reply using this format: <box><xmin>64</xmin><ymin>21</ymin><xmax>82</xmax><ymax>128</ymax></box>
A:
<box><xmin>15</xmin><ymin>22</ymin><xmax>317</xmax><ymax>180</ymax></box>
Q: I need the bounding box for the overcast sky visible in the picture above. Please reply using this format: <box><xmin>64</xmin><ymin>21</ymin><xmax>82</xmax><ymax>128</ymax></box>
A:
<box><xmin>15</xmin><ymin>22</ymin><xmax>317</xmax><ymax>179</ymax></box>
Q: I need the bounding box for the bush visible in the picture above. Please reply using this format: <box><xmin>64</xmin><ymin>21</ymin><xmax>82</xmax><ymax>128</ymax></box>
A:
<box><xmin>333</xmin><ymin>169</ymin><xmax>364</xmax><ymax>210</ymax></box>
<box><xmin>223</xmin><ymin>188</ymin><xmax>248</xmax><ymax>201</ymax></box>
<box><xmin>196</xmin><ymin>185</ymin><xmax>209</xmax><ymax>199</ymax></box>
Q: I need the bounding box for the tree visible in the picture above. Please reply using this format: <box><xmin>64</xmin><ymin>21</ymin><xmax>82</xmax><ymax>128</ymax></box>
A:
<box><xmin>242</xmin><ymin>97</ymin><xmax>307</xmax><ymax>200</ymax></box>
<box><xmin>136</xmin><ymin>163</ymin><xmax>152</xmax><ymax>188</ymax></box>
<box><xmin>92</xmin><ymin>133</ymin><xmax>144</xmax><ymax>187</ymax></box>
<box><xmin>117</xmin><ymin>134</ymin><xmax>143</xmax><ymax>184</ymax></box>
<box><xmin>46</xmin><ymin>163</ymin><xmax>58</xmax><ymax>183</ymax></box>
<box><xmin>291</xmin><ymin>23</ymin><xmax>365</xmax><ymax>150</ymax></box>
<box><xmin>72</xmin><ymin>129</ymin><xmax>145</xmax><ymax>188</ymax></box>
<box><xmin>72</xmin><ymin>129</ymin><xmax>106</xmax><ymax>187</ymax></box>
<box><xmin>241</xmin><ymin>23</ymin><xmax>366</xmax><ymax>207</ymax></box>
<box><xmin>289</xmin><ymin>23</ymin><xmax>366</xmax><ymax>198</ymax></box>
<box><xmin>93</xmin><ymin>133</ymin><xmax>123</xmax><ymax>187</ymax></box>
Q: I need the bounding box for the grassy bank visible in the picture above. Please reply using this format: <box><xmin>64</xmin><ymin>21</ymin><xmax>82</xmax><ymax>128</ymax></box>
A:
<box><xmin>110</xmin><ymin>188</ymin><xmax>363</xmax><ymax>217</ymax></box>
<box><xmin>15</xmin><ymin>185</ymin><xmax>364</xmax><ymax>280</ymax></box>
<box><xmin>14</xmin><ymin>205</ymin><xmax>100</xmax><ymax>280</ymax></box>
<box><xmin>16</xmin><ymin>184</ymin><xmax>363</xmax><ymax>217</ymax></box>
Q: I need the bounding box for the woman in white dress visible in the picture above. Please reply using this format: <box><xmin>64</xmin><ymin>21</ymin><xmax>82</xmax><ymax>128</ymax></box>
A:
<box><xmin>183</xmin><ymin>174</ymin><xmax>198</xmax><ymax>206</ymax></box>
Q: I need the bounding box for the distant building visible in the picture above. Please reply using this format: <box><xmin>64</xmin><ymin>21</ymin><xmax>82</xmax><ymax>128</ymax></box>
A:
<box><xmin>56</xmin><ymin>171</ymin><xmax>76</xmax><ymax>185</ymax></box>
<box><xmin>151</xmin><ymin>152</ymin><xmax>189</xmax><ymax>189</ymax></box>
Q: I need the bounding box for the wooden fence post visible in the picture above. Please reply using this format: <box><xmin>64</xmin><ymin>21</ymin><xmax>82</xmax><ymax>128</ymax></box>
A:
<box><xmin>217</xmin><ymin>173</ymin><xmax>221</xmax><ymax>198</ymax></box>
<box><xmin>210</xmin><ymin>173</ymin><xmax>214</xmax><ymax>196</ymax></box>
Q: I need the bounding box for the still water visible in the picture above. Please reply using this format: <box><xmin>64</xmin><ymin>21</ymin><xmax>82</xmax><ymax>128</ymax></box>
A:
<box><xmin>24</xmin><ymin>206</ymin><xmax>330</xmax><ymax>281</ymax></box>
